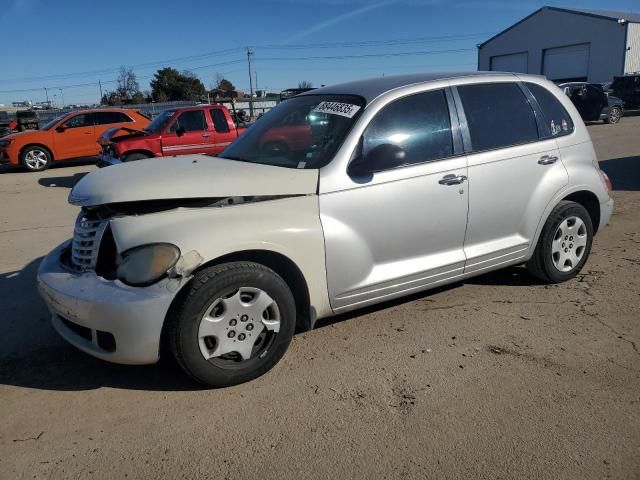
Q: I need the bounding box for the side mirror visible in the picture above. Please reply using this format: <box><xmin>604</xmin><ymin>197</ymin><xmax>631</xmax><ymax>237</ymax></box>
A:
<box><xmin>55</xmin><ymin>125</ymin><xmax>67</xmax><ymax>133</ymax></box>
<box><xmin>175</xmin><ymin>126</ymin><xmax>185</xmax><ymax>137</ymax></box>
<box><xmin>348</xmin><ymin>143</ymin><xmax>406</xmax><ymax>176</ymax></box>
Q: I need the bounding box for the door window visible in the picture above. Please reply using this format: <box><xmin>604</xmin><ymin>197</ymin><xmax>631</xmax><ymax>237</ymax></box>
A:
<box><xmin>362</xmin><ymin>90</ymin><xmax>453</xmax><ymax>168</ymax></box>
<box><xmin>94</xmin><ymin>111</ymin><xmax>133</xmax><ymax>125</ymax></box>
<box><xmin>169</xmin><ymin>110</ymin><xmax>207</xmax><ymax>133</ymax></box>
<box><xmin>64</xmin><ymin>113</ymin><xmax>94</xmax><ymax>128</ymax></box>
<box><xmin>457</xmin><ymin>83</ymin><xmax>539</xmax><ymax>152</ymax></box>
<box><xmin>526</xmin><ymin>83</ymin><xmax>574</xmax><ymax>137</ymax></box>
<box><xmin>210</xmin><ymin>109</ymin><xmax>230</xmax><ymax>133</ymax></box>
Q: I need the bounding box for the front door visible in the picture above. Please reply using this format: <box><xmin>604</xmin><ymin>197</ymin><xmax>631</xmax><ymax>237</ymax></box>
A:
<box><xmin>454</xmin><ymin>81</ymin><xmax>569</xmax><ymax>274</ymax></box>
<box><xmin>54</xmin><ymin>113</ymin><xmax>96</xmax><ymax>159</ymax></box>
<box><xmin>162</xmin><ymin>109</ymin><xmax>211</xmax><ymax>156</ymax></box>
<box><xmin>321</xmin><ymin>89</ymin><xmax>469</xmax><ymax>312</ymax></box>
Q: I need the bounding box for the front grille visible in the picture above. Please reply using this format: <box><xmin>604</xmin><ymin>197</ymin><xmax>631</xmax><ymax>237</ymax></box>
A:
<box><xmin>71</xmin><ymin>212</ymin><xmax>109</xmax><ymax>272</ymax></box>
<box><xmin>60</xmin><ymin>316</ymin><xmax>92</xmax><ymax>342</ymax></box>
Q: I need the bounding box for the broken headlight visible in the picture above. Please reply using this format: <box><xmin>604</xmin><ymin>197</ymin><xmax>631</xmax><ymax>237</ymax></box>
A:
<box><xmin>116</xmin><ymin>243</ymin><xmax>180</xmax><ymax>286</ymax></box>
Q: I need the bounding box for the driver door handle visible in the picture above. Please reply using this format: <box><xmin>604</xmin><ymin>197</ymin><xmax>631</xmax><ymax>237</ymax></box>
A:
<box><xmin>538</xmin><ymin>154</ymin><xmax>558</xmax><ymax>165</ymax></box>
<box><xmin>439</xmin><ymin>174</ymin><xmax>467</xmax><ymax>185</ymax></box>
<box><xmin>202</xmin><ymin>133</ymin><xmax>211</xmax><ymax>138</ymax></box>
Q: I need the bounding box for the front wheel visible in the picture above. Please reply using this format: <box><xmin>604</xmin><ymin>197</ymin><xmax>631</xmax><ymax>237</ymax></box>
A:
<box><xmin>526</xmin><ymin>201</ymin><xmax>593</xmax><ymax>283</ymax></box>
<box><xmin>20</xmin><ymin>146</ymin><xmax>52</xmax><ymax>171</ymax></box>
<box><xmin>605</xmin><ymin>106</ymin><xmax>622</xmax><ymax>124</ymax></box>
<box><xmin>168</xmin><ymin>262</ymin><xmax>296</xmax><ymax>387</ymax></box>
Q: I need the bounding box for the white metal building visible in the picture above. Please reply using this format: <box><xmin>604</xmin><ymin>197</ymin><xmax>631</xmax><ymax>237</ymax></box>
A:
<box><xmin>478</xmin><ymin>7</ymin><xmax>640</xmax><ymax>83</ymax></box>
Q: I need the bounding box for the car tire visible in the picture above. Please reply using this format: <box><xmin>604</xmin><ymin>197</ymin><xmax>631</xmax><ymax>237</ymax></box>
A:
<box><xmin>605</xmin><ymin>106</ymin><xmax>622</xmax><ymax>124</ymax></box>
<box><xmin>123</xmin><ymin>152</ymin><xmax>152</xmax><ymax>162</ymax></box>
<box><xmin>168</xmin><ymin>262</ymin><xmax>296</xmax><ymax>387</ymax></box>
<box><xmin>526</xmin><ymin>201</ymin><xmax>593</xmax><ymax>283</ymax></box>
<box><xmin>20</xmin><ymin>146</ymin><xmax>52</xmax><ymax>172</ymax></box>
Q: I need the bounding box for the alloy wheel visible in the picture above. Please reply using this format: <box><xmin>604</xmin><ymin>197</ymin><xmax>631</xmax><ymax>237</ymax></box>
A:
<box><xmin>24</xmin><ymin>149</ymin><xmax>48</xmax><ymax>170</ymax></box>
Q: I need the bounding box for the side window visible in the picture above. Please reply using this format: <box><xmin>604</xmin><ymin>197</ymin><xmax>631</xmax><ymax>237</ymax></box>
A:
<box><xmin>362</xmin><ymin>90</ymin><xmax>453</xmax><ymax>168</ymax></box>
<box><xmin>210</xmin><ymin>109</ymin><xmax>230</xmax><ymax>133</ymax></box>
<box><xmin>526</xmin><ymin>83</ymin><xmax>574</xmax><ymax>137</ymax></box>
<box><xmin>169</xmin><ymin>110</ymin><xmax>207</xmax><ymax>133</ymax></box>
<box><xmin>94</xmin><ymin>111</ymin><xmax>132</xmax><ymax>125</ymax></box>
<box><xmin>457</xmin><ymin>83</ymin><xmax>538</xmax><ymax>152</ymax></box>
<box><xmin>65</xmin><ymin>113</ymin><xmax>94</xmax><ymax>128</ymax></box>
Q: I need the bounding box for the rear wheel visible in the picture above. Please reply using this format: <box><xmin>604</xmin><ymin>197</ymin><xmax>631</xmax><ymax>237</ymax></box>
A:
<box><xmin>169</xmin><ymin>262</ymin><xmax>296</xmax><ymax>387</ymax></box>
<box><xmin>20</xmin><ymin>146</ymin><xmax>52</xmax><ymax>171</ymax></box>
<box><xmin>527</xmin><ymin>201</ymin><xmax>593</xmax><ymax>283</ymax></box>
<box><xmin>605</xmin><ymin>106</ymin><xmax>622</xmax><ymax>124</ymax></box>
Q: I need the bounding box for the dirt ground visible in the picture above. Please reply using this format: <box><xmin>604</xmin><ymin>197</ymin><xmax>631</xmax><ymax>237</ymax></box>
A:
<box><xmin>1</xmin><ymin>118</ymin><xmax>638</xmax><ymax>480</ymax></box>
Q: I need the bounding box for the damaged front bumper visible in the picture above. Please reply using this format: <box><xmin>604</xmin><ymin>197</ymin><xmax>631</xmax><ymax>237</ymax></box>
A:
<box><xmin>37</xmin><ymin>241</ymin><xmax>178</xmax><ymax>365</ymax></box>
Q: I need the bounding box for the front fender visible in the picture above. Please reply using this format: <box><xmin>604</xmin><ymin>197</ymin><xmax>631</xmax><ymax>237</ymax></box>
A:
<box><xmin>108</xmin><ymin>195</ymin><xmax>333</xmax><ymax>319</ymax></box>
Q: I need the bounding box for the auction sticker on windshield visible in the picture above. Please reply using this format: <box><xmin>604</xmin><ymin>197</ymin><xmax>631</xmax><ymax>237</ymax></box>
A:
<box><xmin>313</xmin><ymin>101</ymin><xmax>361</xmax><ymax>118</ymax></box>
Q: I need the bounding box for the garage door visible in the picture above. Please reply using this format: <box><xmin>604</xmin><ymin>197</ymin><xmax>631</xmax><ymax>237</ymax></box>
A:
<box><xmin>490</xmin><ymin>52</ymin><xmax>528</xmax><ymax>73</ymax></box>
<box><xmin>543</xmin><ymin>43</ymin><xmax>590</xmax><ymax>82</ymax></box>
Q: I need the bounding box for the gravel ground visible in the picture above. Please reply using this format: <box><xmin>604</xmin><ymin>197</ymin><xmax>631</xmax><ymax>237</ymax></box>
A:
<box><xmin>1</xmin><ymin>118</ymin><xmax>638</xmax><ymax>480</ymax></box>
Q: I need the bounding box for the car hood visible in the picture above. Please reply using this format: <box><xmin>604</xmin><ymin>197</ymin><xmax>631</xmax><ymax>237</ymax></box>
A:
<box><xmin>98</xmin><ymin>126</ymin><xmax>148</xmax><ymax>146</ymax></box>
<box><xmin>69</xmin><ymin>155</ymin><xmax>319</xmax><ymax>207</ymax></box>
<box><xmin>1</xmin><ymin>129</ymin><xmax>49</xmax><ymax>142</ymax></box>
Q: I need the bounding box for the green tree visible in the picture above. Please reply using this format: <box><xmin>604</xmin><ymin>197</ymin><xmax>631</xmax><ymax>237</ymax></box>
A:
<box><xmin>150</xmin><ymin>67</ymin><xmax>206</xmax><ymax>102</ymax></box>
<box><xmin>214</xmin><ymin>73</ymin><xmax>235</xmax><ymax>92</ymax></box>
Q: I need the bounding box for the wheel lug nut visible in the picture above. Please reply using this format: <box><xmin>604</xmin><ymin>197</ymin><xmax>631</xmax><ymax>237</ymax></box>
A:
<box><xmin>229</xmin><ymin>319</ymin><xmax>237</xmax><ymax>326</ymax></box>
<box><xmin>246</xmin><ymin>323</ymin><xmax>254</xmax><ymax>331</ymax></box>
<box><xmin>238</xmin><ymin>333</ymin><xmax>246</xmax><ymax>341</ymax></box>
<box><xmin>241</xmin><ymin>314</ymin><xmax>248</xmax><ymax>322</ymax></box>
<box><xmin>227</xmin><ymin>331</ymin><xmax>236</xmax><ymax>338</ymax></box>
<box><xmin>562</xmin><ymin>242</ymin><xmax>565</xmax><ymax>247</ymax></box>
<box><xmin>564</xmin><ymin>248</ymin><xmax>568</xmax><ymax>252</ymax></box>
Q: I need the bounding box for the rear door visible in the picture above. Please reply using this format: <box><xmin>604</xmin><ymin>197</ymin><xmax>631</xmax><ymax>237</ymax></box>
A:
<box><xmin>453</xmin><ymin>81</ymin><xmax>569</xmax><ymax>275</ymax></box>
<box><xmin>161</xmin><ymin>109</ymin><xmax>212</xmax><ymax>156</ymax></box>
<box><xmin>53</xmin><ymin>112</ymin><xmax>96</xmax><ymax>159</ymax></box>
<box><xmin>208</xmin><ymin>108</ymin><xmax>237</xmax><ymax>154</ymax></box>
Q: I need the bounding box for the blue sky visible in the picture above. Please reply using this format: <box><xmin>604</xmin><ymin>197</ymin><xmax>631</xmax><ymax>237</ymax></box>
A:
<box><xmin>0</xmin><ymin>0</ymin><xmax>638</xmax><ymax>105</ymax></box>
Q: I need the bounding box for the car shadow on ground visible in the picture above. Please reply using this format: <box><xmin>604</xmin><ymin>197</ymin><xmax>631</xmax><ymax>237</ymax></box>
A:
<box><xmin>0</xmin><ymin>257</ymin><xmax>206</xmax><ymax>392</ymax></box>
<box><xmin>599</xmin><ymin>155</ymin><xmax>640</xmax><ymax>191</ymax></box>
<box><xmin>0</xmin><ymin>158</ymin><xmax>95</xmax><ymax>175</ymax></box>
<box><xmin>315</xmin><ymin>265</ymin><xmax>541</xmax><ymax>329</ymax></box>
<box><xmin>38</xmin><ymin>172</ymin><xmax>88</xmax><ymax>188</ymax></box>
<box><xmin>0</xmin><ymin>259</ymin><xmax>541</xmax><ymax>392</ymax></box>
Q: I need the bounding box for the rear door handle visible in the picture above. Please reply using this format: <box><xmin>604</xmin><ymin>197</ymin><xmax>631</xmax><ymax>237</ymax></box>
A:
<box><xmin>202</xmin><ymin>133</ymin><xmax>211</xmax><ymax>138</ymax></box>
<box><xmin>439</xmin><ymin>174</ymin><xmax>467</xmax><ymax>185</ymax></box>
<box><xmin>538</xmin><ymin>154</ymin><xmax>558</xmax><ymax>165</ymax></box>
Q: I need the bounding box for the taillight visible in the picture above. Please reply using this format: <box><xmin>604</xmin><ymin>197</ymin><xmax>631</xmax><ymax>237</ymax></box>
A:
<box><xmin>599</xmin><ymin>169</ymin><xmax>612</xmax><ymax>192</ymax></box>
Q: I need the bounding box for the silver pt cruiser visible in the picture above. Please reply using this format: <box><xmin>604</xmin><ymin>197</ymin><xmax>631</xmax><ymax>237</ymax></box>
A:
<box><xmin>38</xmin><ymin>72</ymin><xmax>614</xmax><ymax>386</ymax></box>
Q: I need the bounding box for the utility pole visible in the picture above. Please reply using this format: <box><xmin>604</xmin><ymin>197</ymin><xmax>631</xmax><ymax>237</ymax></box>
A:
<box><xmin>58</xmin><ymin>88</ymin><xmax>65</xmax><ymax>109</ymax></box>
<box><xmin>247</xmin><ymin>47</ymin><xmax>254</xmax><ymax>118</ymax></box>
<box><xmin>43</xmin><ymin>87</ymin><xmax>49</xmax><ymax>106</ymax></box>
<box><xmin>98</xmin><ymin>80</ymin><xmax>103</xmax><ymax>104</ymax></box>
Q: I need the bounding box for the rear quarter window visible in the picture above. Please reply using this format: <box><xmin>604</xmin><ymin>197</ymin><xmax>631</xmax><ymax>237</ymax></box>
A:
<box><xmin>526</xmin><ymin>83</ymin><xmax>574</xmax><ymax>137</ymax></box>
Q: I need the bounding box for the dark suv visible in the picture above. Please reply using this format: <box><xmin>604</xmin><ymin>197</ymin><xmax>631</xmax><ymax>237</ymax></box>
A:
<box><xmin>560</xmin><ymin>82</ymin><xmax>624</xmax><ymax>124</ymax></box>
<box><xmin>609</xmin><ymin>74</ymin><xmax>640</xmax><ymax>110</ymax></box>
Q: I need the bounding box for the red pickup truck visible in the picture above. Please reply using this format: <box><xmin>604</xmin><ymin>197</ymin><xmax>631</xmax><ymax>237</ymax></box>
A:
<box><xmin>98</xmin><ymin>105</ymin><xmax>247</xmax><ymax>166</ymax></box>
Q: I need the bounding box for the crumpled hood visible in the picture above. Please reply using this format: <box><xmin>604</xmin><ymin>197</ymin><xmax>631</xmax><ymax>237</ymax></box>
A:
<box><xmin>98</xmin><ymin>126</ymin><xmax>148</xmax><ymax>146</ymax></box>
<box><xmin>69</xmin><ymin>155</ymin><xmax>319</xmax><ymax>207</ymax></box>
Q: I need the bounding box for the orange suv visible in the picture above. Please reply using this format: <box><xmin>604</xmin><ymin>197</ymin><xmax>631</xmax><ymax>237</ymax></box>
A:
<box><xmin>0</xmin><ymin>109</ymin><xmax>150</xmax><ymax>171</ymax></box>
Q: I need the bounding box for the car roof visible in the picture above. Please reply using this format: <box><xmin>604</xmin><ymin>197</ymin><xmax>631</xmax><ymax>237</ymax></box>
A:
<box><xmin>300</xmin><ymin>71</ymin><xmax>520</xmax><ymax>103</ymax></box>
<box><xmin>66</xmin><ymin>107</ymin><xmax>138</xmax><ymax>115</ymax></box>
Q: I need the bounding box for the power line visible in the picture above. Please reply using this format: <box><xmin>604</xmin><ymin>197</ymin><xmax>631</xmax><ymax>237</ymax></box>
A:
<box><xmin>0</xmin><ymin>32</ymin><xmax>491</xmax><ymax>85</ymax></box>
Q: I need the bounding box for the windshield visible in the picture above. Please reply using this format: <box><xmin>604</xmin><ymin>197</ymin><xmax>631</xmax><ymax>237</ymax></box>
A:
<box><xmin>41</xmin><ymin>114</ymin><xmax>69</xmax><ymax>131</ymax></box>
<box><xmin>220</xmin><ymin>94</ymin><xmax>365</xmax><ymax>169</ymax></box>
<box><xmin>144</xmin><ymin>110</ymin><xmax>177</xmax><ymax>134</ymax></box>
